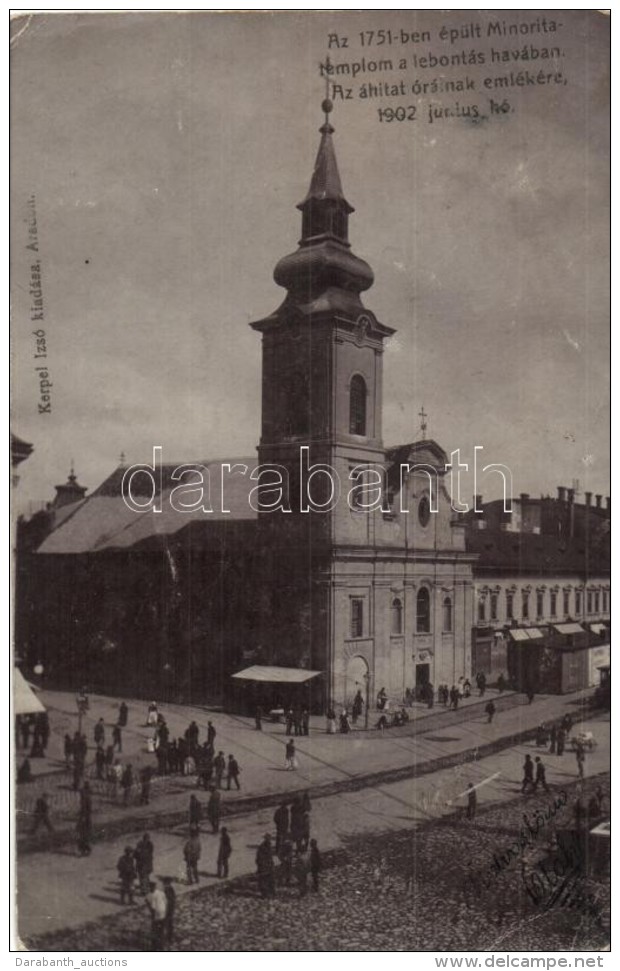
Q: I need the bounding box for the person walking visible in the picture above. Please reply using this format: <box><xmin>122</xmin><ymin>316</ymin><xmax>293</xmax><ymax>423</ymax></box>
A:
<box><xmin>309</xmin><ymin>838</ymin><xmax>321</xmax><ymax>893</ymax></box>
<box><xmin>450</xmin><ymin>686</ymin><xmax>459</xmax><ymax>710</ymax></box>
<box><xmin>521</xmin><ymin>754</ymin><xmax>535</xmax><ymax>793</ymax></box>
<box><xmin>94</xmin><ymin>718</ymin><xmax>105</xmax><ymax>747</ymax></box>
<box><xmin>80</xmin><ymin>781</ymin><xmax>92</xmax><ymax>826</ymax></box>
<box><xmin>485</xmin><ymin>700</ymin><xmax>496</xmax><ymax>724</ymax></box>
<box><xmin>274</xmin><ymin>801</ymin><xmax>289</xmax><ymax>855</ymax></box>
<box><xmin>118</xmin><ymin>701</ymin><xmax>128</xmax><ymax>727</ymax></box>
<box><xmin>135</xmin><ymin>833</ymin><xmax>154</xmax><ymax>895</ymax></box>
<box><xmin>226</xmin><ymin>754</ymin><xmax>241</xmax><ymax>790</ymax></box>
<box><xmin>183</xmin><ymin>827</ymin><xmax>201</xmax><ymax>885</ymax></box>
<box><xmin>533</xmin><ymin>756</ymin><xmax>549</xmax><ymax>792</ymax></box>
<box><xmin>112</xmin><ymin>724</ymin><xmax>122</xmax><ymax>753</ymax></box>
<box><xmin>207</xmin><ymin>787</ymin><xmax>221</xmax><ymax>834</ymax></box>
<box><xmin>214</xmin><ymin>751</ymin><xmax>226</xmax><ymax>788</ymax></box>
<box><xmin>256</xmin><ymin>833</ymin><xmax>275</xmax><ymax>898</ymax></box>
<box><xmin>549</xmin><ymin>724</ymin><xmax>557</xmax><ymax>754</ymax></box>
<box><xmin>217</xmin><ymin>827</ymin><xmax>232</xmax><ymax>878</ymax></box>
<box><xmin>556</xmin><ymin>727</ymin><xmax>566</xmax><ymax>757</ymax></box>
<box><xmin>31</xmin><ymin>793</ymin><xmax>53</xmax><ymax>835</ymax></box>
<box><xmin>476</xmin><ymin>671</ymin><xmax>486</xmax><ymax>697</ymax></box>
<box><xmin>285</xmin><ymin>707</ymin><xmax>294</xmax><ymax>735</ymax></box>
<box><xmin>290</xmin><ymin>799</ymin><xmax>304</xmax><ymax>852</ymax></box>
<box><xmin>285</xmin><ymin>738</ymin><xmax>296</xmax><ymax>770</ymax></box>
<box><xmin>162</xmin><ymin>877</ymin><xmax>176</xmax><ymax>946</ymax></box>
<box><xmin>575</xmin><ymin>742</ymin><xmax>585</xmax><ymax>779</ymax></box>
<box><xmin>255</xmin><ymin>706</ymin><xmax>263</xmax><ymax>731</ymax></box>
<box><xmin>189</xmin><ymin>794</ymin><xmax>202</xmax><ymax>830</ymax></box>
<box><xmin>326</xmin><ymin>707</ymin><xmax>337</xmax><ymax>734</ymax></box>
<box><xmin>145</xmin><ymin>880</ymin><xmax>167</xmax><ymax>951</ymax></box>
<box><xmin>207</xmin><ymin>721</ymin><xmax>216</xmax><ymax>747</ymax></box>
<box><xmin>117</xmin><ymin>846</ymin><xmax>137</xmax><ymax>905</ymax></box>
<box><xmin>497</xmin><ymin>673</ymin><xmax>506</xmax><ymax>693</ymax></box>
<box><xmin>121</xmin><ymin>763</ymin><xmax>134</xmax><ymax>807</ymax></box>
<box><xmin>466</xmin><ymin>783</ymin><xmax>477</xmax><ymax>820</ymax></box>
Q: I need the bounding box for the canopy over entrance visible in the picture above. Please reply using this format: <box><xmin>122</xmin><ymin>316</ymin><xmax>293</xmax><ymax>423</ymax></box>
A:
<box><xmin>14</xmin><ymin>669</ymin><xmax>45</xmax><ymax>715</ymax></box>
<box><xmin>232</xmin><ymin>665</ymin><xmax>322</xmax><ymax>684</ymax></box>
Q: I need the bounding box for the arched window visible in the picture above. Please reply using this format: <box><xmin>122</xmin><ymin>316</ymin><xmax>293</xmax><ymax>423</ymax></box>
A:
<box><xmin>391</xmin><ymin>598</ymin><xmax>403</xmax><ymax>635</ymax></box>
<box><xmin>349</xmin><ymin>374</ymin><xmax>367</xmax><ymax>436</ymax></box>
<box><xmin>417</xmin><ymin>587</ymin><xmax>430</xmax><ymax>633</ymax></box>
<box><xmin>442</xmin><ymin>596</ymin><xmax>453</xmax><ymax>632</ymax></box>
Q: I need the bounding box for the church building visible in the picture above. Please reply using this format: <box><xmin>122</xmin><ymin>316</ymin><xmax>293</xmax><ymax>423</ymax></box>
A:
<box><xmin>18</xmin><ymin>105</ymin><xmax>477</xmax><ymax>710</ymax></box>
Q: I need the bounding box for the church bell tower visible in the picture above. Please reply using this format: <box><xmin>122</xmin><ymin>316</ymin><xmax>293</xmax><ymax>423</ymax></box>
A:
<box><xmin>250</xmin><ymin>100</ymin><xmax>395</xmax><ymax>543</ymax></box>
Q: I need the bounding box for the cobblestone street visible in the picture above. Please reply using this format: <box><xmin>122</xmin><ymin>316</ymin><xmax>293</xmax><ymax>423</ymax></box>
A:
<box><xmin>26</xmin><ymin>774</ymin><xmax>610</xmax><ymax>952</ymax></box>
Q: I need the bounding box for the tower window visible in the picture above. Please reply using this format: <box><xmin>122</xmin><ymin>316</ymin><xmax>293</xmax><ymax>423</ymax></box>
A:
<box><xmin>563</xmin><ymin>591</ymin><xmax>570</xmax><ymax>616</ymax></box>
<box><xmin>443</xmin><ymin>596</ymin><xmax>453</xmax><ymax>633</ymax></box>
<box><xmin>391</xmin><ymin>598</ymin><xmax>403</xmax><ymax>635</ymax></box>
<box><xmin>350</xmin><ymin>598</ymin><xmax>364</xmax><ymax>638</ymax></box>
<box><xmin>536</xmin><ymin>591</ymin><xmax>544</xmax><ymax>618</ymax></box>
<box><xmin>506</xmin><ymin>591</ymin><xmax>514</xmax><ymax>620</ymax></box>
<box><xmin>575</xmin><ymin>590</ymin><xmax>582</xmax><ymax>615</ymax></box>
<box><xmin>478</xmin><ymin>597</ymin><xmax>486</xmax><ymax>623</ymax></box>
<box><xmin>490</xmin><ymin>593</ymin><xmax>498</xmax><ymax>621</ymax></box>
<box><xmin>349</xmin><ymin>375</ymin><xmax>367</xmax><ymax>436</ymax></box>
<box><xmin>550</xmin><ymin>591</ymin><xmax>557</xmax><ymax>617</ymax></box>
<box><xmin>416</xmin><ymin>587</ymin><xmax>431</xmax><ymax>633</ymax></box>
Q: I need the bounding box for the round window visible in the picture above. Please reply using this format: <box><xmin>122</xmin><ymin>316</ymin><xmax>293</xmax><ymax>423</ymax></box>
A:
<box><xmin>418</xmin><ymin>496</ymin><xmax>430</xmax><ymax>527</ymax></box>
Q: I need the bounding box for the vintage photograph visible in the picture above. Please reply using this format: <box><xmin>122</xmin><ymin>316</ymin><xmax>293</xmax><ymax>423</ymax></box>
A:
<box><xmin>11</xmin><ymin>9</ymin><xmax>610</xmax><ymax>953</ymax></box>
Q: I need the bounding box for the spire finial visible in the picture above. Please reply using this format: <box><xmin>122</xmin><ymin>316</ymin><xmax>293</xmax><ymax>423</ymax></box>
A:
<box><xmin>119</xmin><ymin>451</ymin><xmax>126</xmax><ymax>467</ymax></box>
<box><xmin>69</xmin><ymin>458</ymin><xmax>76</xmax><ymax>482</ymax></box>
<box><xmin>320</xmin><ymin>57</ymin><xmax>334</xmax><ymax>133</ymax></box>
<box><xmin>418</xmin><ymin>406</ymin><xmax>428</xmax><ymax>441</ymax></box>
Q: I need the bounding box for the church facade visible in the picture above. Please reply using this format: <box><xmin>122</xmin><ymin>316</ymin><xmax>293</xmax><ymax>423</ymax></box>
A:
<box><xmin>247</xmin><ymin>102</ymin><xmax>476</xmax><ymax>708</ymax></box>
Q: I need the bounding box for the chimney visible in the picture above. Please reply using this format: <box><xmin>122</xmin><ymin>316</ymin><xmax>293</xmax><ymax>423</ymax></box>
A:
<box><xmin>567</xmin><ymin>488</ymin><xmax>575</xmax><ymax>503</ymax></box>
<box><xmin>585</xmin><ymin>492</ymin><xmax>592</xmax><ymax>506</ymax></box>
<box><xmin>557</xmin><ymin>486</ymin><xmax>566</xmax><ymax>501</ymax></box>
<box><xmin>595</xmin><ymin>494</ymin><xmax>602</xmax><ymax>508</ymax></box>
<box><xmin>520</xmin><ymin>493</ymin><xmax>530</xmax><ymax>503</ymax></box>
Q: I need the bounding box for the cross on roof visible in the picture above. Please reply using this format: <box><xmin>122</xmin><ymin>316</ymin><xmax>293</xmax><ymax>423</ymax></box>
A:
<box><xmin>418</xmin><ymin>406</ymin><xmax>428</xmax><ymax>441</ymax></box>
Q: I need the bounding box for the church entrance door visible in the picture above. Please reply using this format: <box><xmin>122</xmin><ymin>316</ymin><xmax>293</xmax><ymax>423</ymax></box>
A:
<box><xmin>345</xmin><ymin>655</ymin><xmax>369</xmax><ymax>710</ymax></box>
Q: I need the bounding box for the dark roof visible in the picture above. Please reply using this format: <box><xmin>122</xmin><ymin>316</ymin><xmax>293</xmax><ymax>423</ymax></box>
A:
<box><xmin>467</xmin><ymin>524</ymin><xmax>610</xmax><ymax>577</ymax></box>
<box><xmin>37</xmin><ymin>458</ymin><xmax>258</xmax><ymax>554</ymax></box>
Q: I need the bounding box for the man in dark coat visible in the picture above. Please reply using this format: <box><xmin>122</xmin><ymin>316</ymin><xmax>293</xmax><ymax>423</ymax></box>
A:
<box><xmin>217</xmin><ymin>827</ymin><xmax>232</xmax><ymax>878</ymax></box>
<box><xmin>533</xmin><ymin>756</ymin><xmax>549</xmax><ymax>792</ymax></box>
<box><xmin>255</xmin><ymin>706</ymin><xmax>263</xmax><ymax>731</ymax></box>
<box><xmin>112</xmin><ymin>724</ymin><xmax>122</xmax><ymax>752</ymax></box>
<box><xmin>556</xmin><ymin>727</ymin><xmax>566</xmax><ymax>756</ymax></box>
<box><xmin>118</xmin><ymin>701</ymin><xmax>128</xmax><ymax>727</ymax></box>
<box><xmin>140</xmin><ymin>766</ymin><xmax>152</xmax><ymax>805</ymax></box>
<box><xmin>183</xmin><ymin>828</ymin><xmax>201</xmax><ymax>885</ymax></box>
<box><xmin>31</xmin><ymin>792</ymin><xmax>53</xmax><ymax>834</ymax></box>
<box><xmin>207</xmin><ymin>721</ymin><xmax>216</xmax><ymax>747</ymax></box>
<box><xmin>121</xmin><ymin>764</ymin><xmax>134</xmax><ymax>806</ymax></box>
<box><xmin>352</xmin><ymin>690</ymin><xmax>364</xmax><ymax>725</ymax></box>
<box><xmin>301</xmin><ymin>709</ymin><xmax>310</xmax><ymax>736</ymax></box>
<box><xmin>207</xmin><ymin>787</ymin><xmax>221</xmax><ymax>833</ymax></box>
<box><xmin>135</xmin><ymin>832</ymin><xmax>154</xmax><ymax>894</ymax></box>
<box><xmin>309</xmin><ymin>838</ymin><xmax>321</xmax><ymax>892</ymax></box>
<box><xmin>549</xmin><ymin>724</ymin><xmax>557</xmax><ymax>754</ymax></box>
<box><xmin>256</xmin><ymin>834</ymin><xmax>275</xmax><ymax>898</ymax></box>
<box><xmin>521</xmin><ymin>754</ymin><xmax>534</xmax><ymax>793</ymax></box>
<box><xmin>485</xmin><ymin>700</ymin><xmax>496</xmax><ymax>724</ymax></box>
<box><xmin>214</xmin><ymin>751</ymin><xmax>226</xmax><ymax>789</ymax></box>
<box><xmin>476</xmin><ymin>671</ymin><xmax>486</xmax><ymax>697</ymax></box>
<box><xmin>117</xmin><ymin>846</ymin><xmax>136</xmax><ymax>904</ymax></box>
<box><xmin>94</xmin><ymin>718</ymin><xmax>105</xmax><ymax>747</ymax></box>
<box><xmin>226</xmin><ymin>754</ymin><xmax>241</xmax><ymax>790</ymax></box>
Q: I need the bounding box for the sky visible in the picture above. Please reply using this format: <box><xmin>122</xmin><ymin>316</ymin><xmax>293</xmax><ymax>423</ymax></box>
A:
<box><xmin>10</xmin><ymin>10</ymin><xmax>610</xmax><ymax>516</ymax></box>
